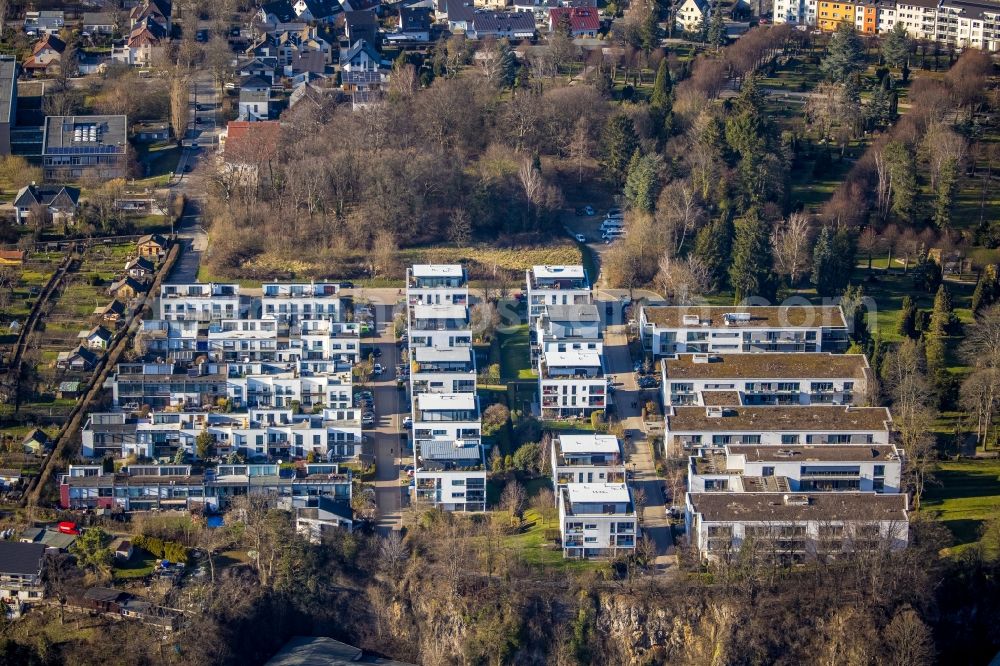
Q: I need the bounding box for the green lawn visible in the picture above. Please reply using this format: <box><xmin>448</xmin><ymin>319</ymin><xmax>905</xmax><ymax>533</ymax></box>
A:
<box><xmin>113</xmin><ymin>548</ymin><xmax>157</xmax><ymax>580</ymax></box>
<box><xmin>922</xmin><ymin>459</ymin><xmax>1000</xmax><ymax>551</ymax></box>
<box><xmin>498</xmin><ymin>325</ymin><xmax>535</xmax><ymax>381</ymax></box>
<box><xmin>501</xmin><ymin>507</ymin><xmax>595</xmax><ymax>571</ymax></box>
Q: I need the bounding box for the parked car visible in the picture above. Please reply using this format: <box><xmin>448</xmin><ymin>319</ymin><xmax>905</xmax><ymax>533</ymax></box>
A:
<box><xmin>607</xmin><ymin>207</ymin><xmax>623</xmax><ymax>218</ymax></box>
<box><xmin>574</xmin><ymin>233</ymin><xmax>587</xmax><ymax>243</ymax></box>
<box><xmin>403</xmin><ymin>416</ymin><xmax>412</xmax><ymax>428</ymax></box>
<box><xmin>340</xmin><ymin>281</ymin><xmax>354</xmax><ymax>289</ymax></box>
<box><xmin>373</xmin><ymin>363</ymin><xmax>385</xmax><ymax>375</ymax></box>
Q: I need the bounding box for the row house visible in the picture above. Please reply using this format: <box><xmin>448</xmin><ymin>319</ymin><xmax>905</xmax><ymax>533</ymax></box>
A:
<box><xmin>550</xmin><ymin>434</ymin><xmax>625</xmax><ymax>495</ymax></box>
<box><xmin>261</xmin><ymin>282</ymin><xmax>343</xmax><ymax>325</ymax></box>
<box><xmin>688</xmin><ymin>443</ymin><xmax>904</xmax><ymax>494</ymax></box>
<box><xmin>660</xmin><ymin>352</ymin><xmax>873</xmax><ymax>407</ymax></box>
<box><xmin>776</xmin><ymin>0</ymin><xmax>1000</xmax><ymax>51</ymax></box>
<box><xmin>559</xmin><ymin>484</ymin><xmax>637</xmax><ymax>558</ymax></box>
<box><xmin>81</xmin><ymin>407</ymin><xmax>362</xmax><ymax>461</ymax></box>
<box><xmin>159</xmin><ymin>283</ymin><xmax>245</xmax><ymax>322</ymax></box>
<box><xmin>639</xmin><ymin>305</ymin><xmax>849</xmax><ymax>357</ymax></box>
<box><xmin>60</xmin><ymin>463</ymin><xmax>352</xmax><ymax>512</ymax></box>
<box><xmin>686</xmin><ymin>492</ymin><xmax>909</xmax><ymax>562</ymax></box>
<box><xmin>410</xmin><ymin>346</ymin><xmax>477</xmax><ymax>395</ymax></box>
<box><xmin>664</xmin><ymin>404</ymin><xmax>893</xmax><ymax>453</ymax></box>
<box><xmin>525</xmin><ymin>265</ymin><xmax>591</xmax><ymax>326</ymax></box>
<box><xmin>109</xmin><ymin>362</ymin><xmax>231</xmax><ymax>410</ymax></box>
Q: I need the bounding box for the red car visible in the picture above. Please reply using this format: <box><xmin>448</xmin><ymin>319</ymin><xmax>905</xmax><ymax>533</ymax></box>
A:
<box><xmin>57</xmin><ymin>521</ymin><xmax>80</xmax><ymax>535</ymax></box>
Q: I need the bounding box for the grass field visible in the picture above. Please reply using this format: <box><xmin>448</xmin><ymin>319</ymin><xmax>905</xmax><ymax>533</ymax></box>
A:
<box><xmin>113</xmin><ymin>548</ymin><xmax>158</xmax><ymax>580</ymax></box>
<box><xmin>922</xmin><ymin>458</ymin><xmax>1000</xmax><ymax>550</ymax></box>
<box><xmin>500</xmin><ymin>507</ymin><xmax>595</xmax><ymax>571</ymax></box>
<box><xmin>498</xmin><ymin>325</ymin><xmax>534</xmax><ymax>382</ymax></box>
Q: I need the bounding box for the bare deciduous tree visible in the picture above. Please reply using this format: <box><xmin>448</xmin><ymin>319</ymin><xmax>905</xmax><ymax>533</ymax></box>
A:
<box><xmin>770</xmin><ymin>212</ymin><xmax>812</xmax><ymax>285</ymax></box>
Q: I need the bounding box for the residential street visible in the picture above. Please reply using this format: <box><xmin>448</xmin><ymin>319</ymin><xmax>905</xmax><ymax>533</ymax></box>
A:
<box><xmin>367</xmin><ymin>303</ymin><xmax>407</xmax><ymax>535</ymax></box>
<box><xmin>604</xmin><ymin>320</ymin><xmax>676</xmax><ymax>571</ymax></box>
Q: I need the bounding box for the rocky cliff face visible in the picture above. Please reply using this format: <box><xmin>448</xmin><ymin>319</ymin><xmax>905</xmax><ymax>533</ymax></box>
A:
<box><xmin>593</xmin><ymin>592</ymin><xmax>740</xmax><ymax>666</ymax></box>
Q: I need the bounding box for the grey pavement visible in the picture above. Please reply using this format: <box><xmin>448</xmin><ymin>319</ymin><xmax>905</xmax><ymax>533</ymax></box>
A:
<box><xmin>604</xmin><ymin>320</ymin><xmax>676</xmax><ymax>572</ymax></box>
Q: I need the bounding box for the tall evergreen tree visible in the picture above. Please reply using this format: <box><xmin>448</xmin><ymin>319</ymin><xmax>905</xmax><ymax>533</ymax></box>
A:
<box><xmin>601</xmin><ymin>114</ymin><xmax>640</xmax><ymax>188</ymax></box>
<box><xmin>972</xmin><ymin>265</ymin><xmax>999</xmax><ymax>313</ymax></box>
<box><xmin>650</xmin><ymin>58</ymin><xmax>673</xmax><ymax>111</ymax></box>
<box><xmin>812</xmin><ymin>226</ymin><xmax>835</xmax><ymax>296</ymax></box>
<box><xmin>925</xmin><ymin>285</ymin><xmax>953</xmax><ymax>374</ymax></box>
<box><xmin>897</xmin><ymin>294</ymin><xmax>918</xmax><ymax>339</ymax></box>
<box><xmin>884</xmin><ymin>140</ymin><xmax>917</xmax><ymax>221</ymax></box>
<box><xmin>934</xmin><ymin>158</ymin><xmax>958</xmax><ymax>228</ymax></box>
<box><xmin>728</xmin><ymin>209</ymin><xmax>775</xmax><ymax>303</ymax></box>
<box><xmin>706</xmin><ymin>3</ymin><xmax>726</xmax><ymax>49</ymax></box>
<box><xmin>624</xmin><ymin>152</ymin><xmax>663</xmax><ymax>213</ymax></box>
<box><xmin>694</xmin><ymin>214</ymin><xmax>734</xmax><ymax>291</ymax></box>
<box><xmin>881</xmin><ymin>22</ymin><xmax>913</xmax><ymax>69</ymax></box>
<box><xmin>821</xmin><ymin>23</ymin><xmax>866</xmax><ymax>81</ymax></box>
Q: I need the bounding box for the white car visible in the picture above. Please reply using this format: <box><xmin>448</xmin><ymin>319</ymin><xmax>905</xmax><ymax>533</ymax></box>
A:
<box><xmin>574</xmin><ymin>233</ymin><xmax>587</xmax><ymax>243</ymax></box>
<box><xmin>373</xmin><ymin>363</ymin><xmax>384</xmax><ymax>375</ymax></box>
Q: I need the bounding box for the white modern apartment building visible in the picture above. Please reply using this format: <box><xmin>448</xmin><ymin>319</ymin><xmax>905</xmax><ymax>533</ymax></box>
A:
<box><xmin>525</xmin><ymin>265</ymin><xmax>591</xmax><ymax>325</ymax></box>
<box><xmin>664</xmin><ymin>405</ymin><xmax>893</xmax><ymax>453</ymax></box>
<box><xmin>551</xmin><ymin>434</ymin><xmax>625</xmax><ymax>495</ymax></box>
<box><xmin>297</xmin><ymin>320</ymin><xmax>361</xmax><ymax>364</ymax></box>
<box><xmin>661</xmin><ymin>352</ymin><xmax>873</xmax><ymax>407</ymax></box>
<box><xmin>407</xmin><ymin>264</ymin><xmax>469</xmax><ymax>307</ymax></box>
<box><xmin>261</xmin><ymin>282</ymin><xmax>343</xmax><ymax>324</ymax></box>
<box><xmin>559</xmin><ymin>483</ymin><xmax>637</xmax><ymax>558</ymax></box>
<box><xmin>159</xmin><ymin>283</ymin><xmax>246</xmax><ymax>321</ymax></box>
<box><xmin>639</xmin><ymin>306</ymin><xmax>849</xmax><ymax>357</ymax></box>
<box><xmin>539</xmin><ymin>350</ymin><xmax>607</xmax><ymax>419</ymax></box>
<box><xmin>686</xmin><ymin>492</ymin><xmax>909</xmax><ymax>562</ymax></box>
<box><xmin>688</xmin><ymin>443</ymin><xmax>904</xmax><ymax>493</ymax></box>
<box><xmin>81</xmin><ymin>407</ymin><xmax>363</xmax><ymax>461</ymax></box>
<box><xmin>411</xmin><ymin>392</ymin><xmax>486</xmax><ymax>511</ymax></box>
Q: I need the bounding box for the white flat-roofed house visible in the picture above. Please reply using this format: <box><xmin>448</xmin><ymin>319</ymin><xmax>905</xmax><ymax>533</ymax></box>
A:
<box><xmin>661</xmin><ymin>353</ymin><xmax>873</xmax><ymax>407</ymax></box>
<box><xmin>688</xmin><ymin>443</ymin><xmax>904</xmax><ymax>494</ymax></box>
<box><xmin>261</xmin><ymin>282</ymin><xmax>343</xmax><ymax>325</ymax></box>
<box><xmin>297</xmin><ymin>320</ymin><xmax>361</xmax><ymax>364</ymax></box>
<box><xmin>664</xmin><ymin>405</ymin><xmax>893</xmax><ymax>454</ymax></box>
<box><xmin>639</xmin><ymin>306</ymin><xmax>849</xmax><ymax>357</ymax></box>
<box><xmin>539</xmin><ymin>350</ymin><xmax>606</xmax><ymax>419</ymax></box>
<box><xmin>413</xmin><ymin>438</ymin><xmax>486</xmax><ymax>511</ymax></box>
<box><xmin>206</xmin><ymin>319</ymin><xmax>280</xmax><ymax>363</ymax></box>
<box><xmin>407</xmin><ymin>264</ymin><xmax>468</xmax><ymax>302</ymax></box>
<box><xmin>159</xmin><ymin>283</ymin><xmax>244</xmax><ymax>322</ymax></box>
<box><xmin>228</xmin><ymin>370</ymin><xmax>353</xmax><ymax>411</ymax></box>
<box><xmin>551</xmin><ymin>434</ymin><xmax>625</xmax><ymax>496</ymax></box>
<box><xmin>559</xmin><ymin>484</ymin><xmax>637</xmax><ymax>558</ymax></box>
<box><xmin>526</xmin><ymin>265</ymin><xmax>591</xmax><ymax>325</ymax></box>
<box><xmin>411</xmin><ymin>346</ymin><xmax>477</xmax><ymax>395</ymax></box>
<box><xmin>534</xmin><ymin>303</ymin><xmax>603</xmax><ymax>362</ymax></box>
<box><xmin>410</xmin><ymin>303</ymin><xmax>473</xmax><ymax>351</ymax></box>
<box><xmin>686</xmin><ymin>492</ymin><xmax>909</xmax><ymax>562</ymax></box>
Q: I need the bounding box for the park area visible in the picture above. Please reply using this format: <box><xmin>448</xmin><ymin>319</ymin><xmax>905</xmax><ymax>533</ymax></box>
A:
<box><xmin>923</xmin><ymin>458</ymin><xmax>1000</xmax><ymax>553</ymax></box>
